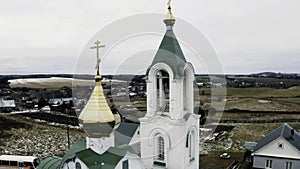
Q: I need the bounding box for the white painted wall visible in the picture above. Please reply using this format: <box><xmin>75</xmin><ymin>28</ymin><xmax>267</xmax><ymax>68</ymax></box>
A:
<box><xmin>114</xmin><ymin>152</ymin><xmax>145</xmax><ymax>169</ymax></box>
<box><xmin>253</xmin><ymin>156</ymin><xmax>300</xmax><ymax>169</ymax></box>
<box><xmin>86</xmin><ymin>135</ymin><xmax>114</xmax><ymax>155</ymax></box>
<box><xmin>140</xmin><ymin>114</ymin><xmax>199</xmax><ymax>169</ymax></box>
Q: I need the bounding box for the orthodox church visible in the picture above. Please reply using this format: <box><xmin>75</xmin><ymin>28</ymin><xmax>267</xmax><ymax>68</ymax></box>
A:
<box><xmin>37</xmin><ymin>1</ymin><xmax>199</xmax><ymax>169</ymax></box>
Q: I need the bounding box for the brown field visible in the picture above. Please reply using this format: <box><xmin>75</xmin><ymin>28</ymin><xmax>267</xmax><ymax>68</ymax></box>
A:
<box><xmin>0</xmin><ymin>115</ymin><xmax>85</xmax><ymax>159</ymax></box>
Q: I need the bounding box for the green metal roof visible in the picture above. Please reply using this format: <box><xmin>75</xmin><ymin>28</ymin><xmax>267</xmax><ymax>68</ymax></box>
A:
<box><xmin>146</xmin><ymin>29</ymin><xmax>187</xmax><ymax>79</ymax></box>
<box><xmin>60</xmin><ymin>140</ymin><xmax>86</xmax><ymax>167</ymax></box>
<box><xmin>58</xmin><ymin>141</ymin><xmax>132</xmax><ymax>168</ymax></box>
<box><xmin>36</xmin><ymin>157</ymin><xmax>61</xmax><ymax>169</ymax></box>
<box><xmin>76</xmin><ymin>149</ymin><xmax>103</xmax><ymax>168</ymax></box>
<box><xmin>76</xmin><ymin>147</ymin><xmax>127</xmax><ymax>169</ymax></box>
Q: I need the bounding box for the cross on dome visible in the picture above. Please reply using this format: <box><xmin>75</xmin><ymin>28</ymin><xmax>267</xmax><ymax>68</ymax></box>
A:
<box><xmin>90</xmin><ymin>41</ymin><xmax>105</xmax><ymax>76</ymax></box>
<box><xmin>164</xmin><ymin>0</ymin><xmax>176</xmax><ymax>28</ymax></box>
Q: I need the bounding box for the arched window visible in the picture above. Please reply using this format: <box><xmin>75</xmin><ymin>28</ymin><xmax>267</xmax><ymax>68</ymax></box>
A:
<box><xmin>150</xmin><ymin>130</ymin><xmax>169</xmax><ymax>167</ymax></box>
<box><xmin>183</xmin><ymin>69</ymin><xmax>188</xmax><ymax>111</ymax></box>
<box><xmin>188</xmin><ymin>130</ymin><xmax>195</xmax><ymax>162</ymax></box>
<box><xmin>183</xmin><ymin>66</ymin><xmax>193</xmax><ymax>112</ymax></box>
<box><xmin>157</xmin><ymin>136</ymin><xmax>165</xmax><ymax>161</ymax></box>
<box><xmin>153</xmin><ymin>134</ymin><xmax>166</xmax><ymax>166</ymax></box>
<box><xmin>156</xmin><ymin>70</ymin><xmax>170</xmax><ymax>112</ymax></box>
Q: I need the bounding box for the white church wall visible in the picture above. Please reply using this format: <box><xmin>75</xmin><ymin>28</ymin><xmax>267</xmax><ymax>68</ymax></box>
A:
<box><xmin>146</xmin><ymin>80</ymin><xmax>155</xmax><ymax>117</ymax></box>
<box><xmin>183</xmin><ymin>63</ymin><xmax>195</xmax><ymax>114</ymax></box>
<box><xmin>140</xmin><ymin>113</ymin><xmax>199</xmax><ymax>169</ymax></box>
<box><xmin>170</xmin><ymin>79</ymin><xmax>184</xmax><ymax>119</ymax></box>
<box><xmin>114</xmin><ymin>152</ymin><xmax>145</xmax><ymax>169</ymax></box>
<box><xmin>86</xmin><ymin>136</ymin><xmax>115</xmax><ymax>155</ymax></box>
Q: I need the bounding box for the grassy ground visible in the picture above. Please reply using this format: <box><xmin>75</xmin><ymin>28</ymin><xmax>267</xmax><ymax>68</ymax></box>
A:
<box><xmin>200</xmin><ymin>151</ymin><xmax>245</xmax><ymax>169</ymax></box>
<box><xmin>229</xmin><ymin>123</ymin><xmax>283</xmax><ymax>151</ymax></box>
<box><xmin>0</xmin><ymin>115</ymin><xmax>85</xmax><ymax>159</ymax></box>
<box><xmin>221</xmin><ymin>112</ymin><xmax>300</xmax><ymax>121</ymax></box>
<box><xmin>199</xmin><ymin>86</ymin><xmax>300</xmax><ymax>112</ymax></box>
<box><xmin>199</xmin><ymin>86</ymin><xmax>300</xmax><ymax>98</ymax></box>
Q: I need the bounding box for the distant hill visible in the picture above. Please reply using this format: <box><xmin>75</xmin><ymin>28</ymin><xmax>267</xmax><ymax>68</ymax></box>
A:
<box><xmin>248</xmin><ymin>72</ymin><xmax>300</xmax><ymax>79</ymax></box>
<box><xmin>1</xmin><ymin>72</ymin><xmax>299</xmax><ymax>89</ymax></box>
<box><xmin>0</xmin><ymin>74</ymin><xmax>73</xmax><ymax>80</ymax></box>
<box><xmin>1</xmin><ymin>72</ymin><xmax>299</xmax><ymax>80</ymax></box>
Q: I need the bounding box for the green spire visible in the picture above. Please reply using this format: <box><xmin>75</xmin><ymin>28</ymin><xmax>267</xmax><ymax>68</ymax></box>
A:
<box><xmin>146</xmin><ymin>1</ymin><xmax>187</xmax><ymax>79</ymax></box>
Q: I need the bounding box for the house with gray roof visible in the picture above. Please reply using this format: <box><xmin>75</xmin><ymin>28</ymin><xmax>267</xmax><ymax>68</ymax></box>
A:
<box><xmin>252</xmin><ymin>123</ymin><xmax>300</xmax><ymax>169</ymax></box>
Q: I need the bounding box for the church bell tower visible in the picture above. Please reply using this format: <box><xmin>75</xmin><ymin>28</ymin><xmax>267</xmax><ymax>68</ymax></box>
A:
<box><xmin>139</xmin><ymin>1</ymin><xmax>200</xmax><ymax>168</ymax></box>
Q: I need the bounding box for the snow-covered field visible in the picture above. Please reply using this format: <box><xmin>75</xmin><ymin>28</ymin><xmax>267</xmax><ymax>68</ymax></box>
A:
<box><xmin>8</xmin><ymin>77</ymin><xmax>127</xmax><ymax>89</ymax></box>
<box><xmin>8</xmin><ymin>77</ymin><xmax>93</xmax><ymax>88</ymax></box>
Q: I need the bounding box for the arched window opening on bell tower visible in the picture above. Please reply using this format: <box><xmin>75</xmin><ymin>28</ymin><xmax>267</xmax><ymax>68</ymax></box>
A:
<box><xmin>156</xmin><ymin>70</ymin><xmax>170</xmax><ymax>113</ymax></box>
<box><xmin>183</xmin><ymin>67</ymin><xmax>193</xmax><ymax>113</ymax></box>
<box><xmin>183</xmin><ymin>70</ymin><xmax>188</xmax><ymax>111</ymax></box>
<box><xmin>188</xmin><ymin>130</ymin><xmax>195</xmax><ymax>162</ymax></box>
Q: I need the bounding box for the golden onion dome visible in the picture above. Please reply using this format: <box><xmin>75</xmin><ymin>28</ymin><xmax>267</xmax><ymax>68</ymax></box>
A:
<box><xmin>79</xmin><ymin>75</ymin><xmax>120</xmax><ymax>138</ymax></box>
<box><xmin>78</xmin><ymin>41</ymin><xmax>120</xmax><ymax>138</ymax></box>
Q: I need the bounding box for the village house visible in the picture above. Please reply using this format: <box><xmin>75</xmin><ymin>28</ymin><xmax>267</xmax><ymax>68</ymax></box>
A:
<box><xmin>252</xmin><ymin>123</ymin><xmax>300</xmax><ymax>169</ymax></box>
<box><xmin>0</xmin><ymin>98</ymin><xmax>16</xmax><ymax>112</ymax></box>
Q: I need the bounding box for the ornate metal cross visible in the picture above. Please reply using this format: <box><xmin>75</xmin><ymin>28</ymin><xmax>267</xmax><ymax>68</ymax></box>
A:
<box><xmin>90</xmin><ymin>40</ymin><xmax>105</xmax><ymax>75</ymax></box>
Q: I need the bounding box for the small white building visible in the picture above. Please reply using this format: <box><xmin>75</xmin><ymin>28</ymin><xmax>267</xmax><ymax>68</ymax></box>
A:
<box><xmin>252</xmin><ymin>123</ymin><xmax>300</xmax><ymax>169</ymax></box>
<box><xmin>0</xmin><ymin>99</ymin><xmax>16</xmax><ymax>112</ymax></box>
<box><xmin>0</xmin><ymin>99</ymin><xmax>15</xmax><ymax>108</ymax></box>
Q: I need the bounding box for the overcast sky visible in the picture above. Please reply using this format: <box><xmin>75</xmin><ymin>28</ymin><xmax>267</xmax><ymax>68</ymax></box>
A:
<box><xmin>0</xmin><ymin>0</ymin><xmax>299</xmax><ymax>75</ymax></box>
